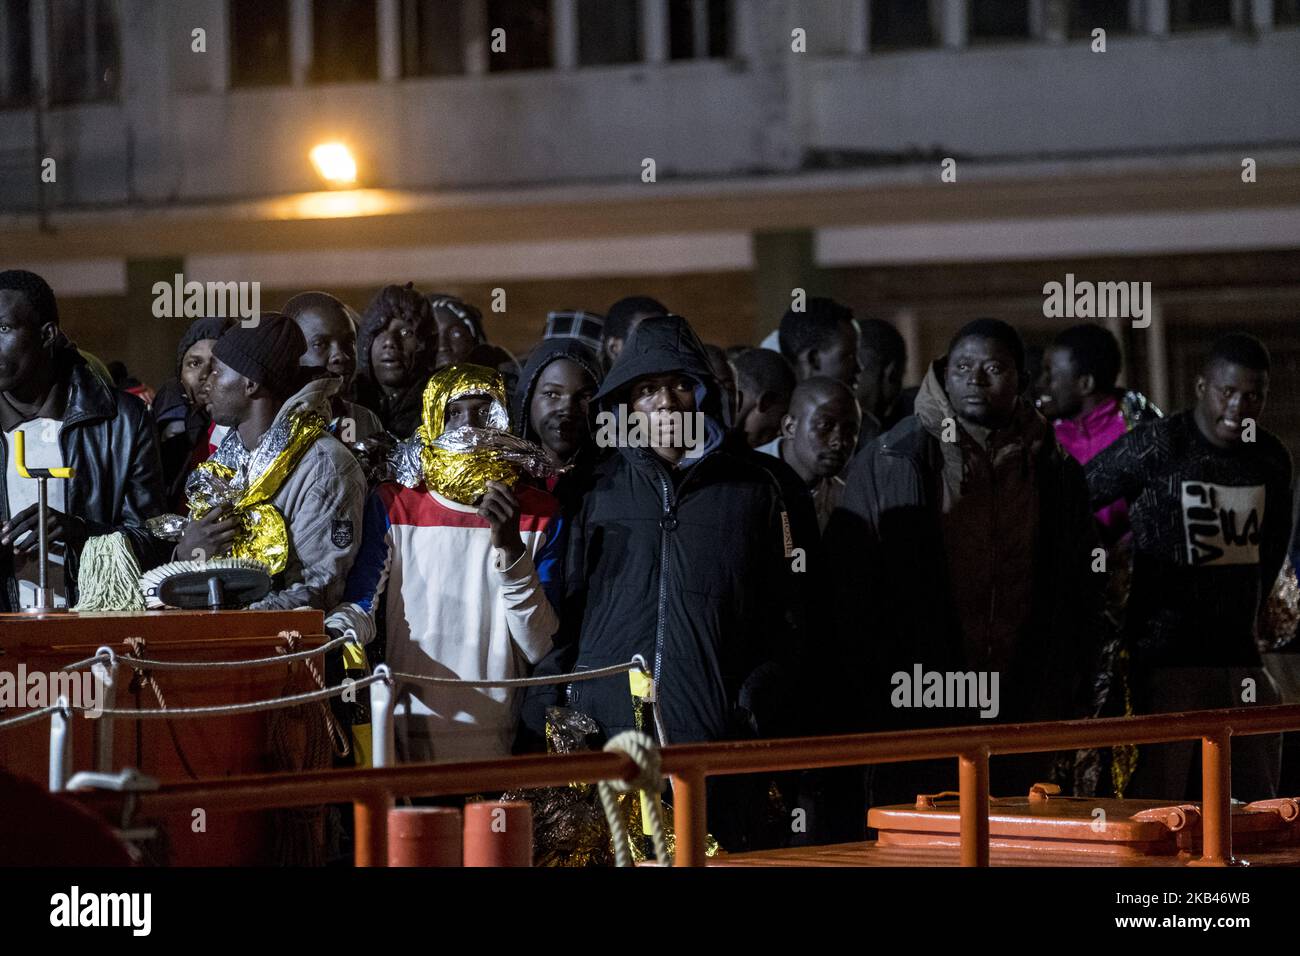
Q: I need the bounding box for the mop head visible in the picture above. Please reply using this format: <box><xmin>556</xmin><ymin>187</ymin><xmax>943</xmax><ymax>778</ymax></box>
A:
<box><xmin>138</xmin><ymin>557</ymin><xmax>272</xmax><ymax>609</ymax></box>
<box><xmin>72</xmin><ymin>533</ymin><xmax>147</xmax><ymax>612</ymax></box>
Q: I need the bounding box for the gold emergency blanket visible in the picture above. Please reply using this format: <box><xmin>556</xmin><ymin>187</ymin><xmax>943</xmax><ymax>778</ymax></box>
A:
<box><xmin>184</xmin><ymin>408</ymin><xmax>326</xmax><ymax>574</ymax></box>
<box><xmin>392</xmin><ymin>364</ymin><xmax>557</xmax><ymax>504</ymax></box>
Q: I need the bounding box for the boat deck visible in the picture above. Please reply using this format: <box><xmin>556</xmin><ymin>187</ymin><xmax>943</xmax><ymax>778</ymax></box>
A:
<box><xmin>710</xmin><ymin>841</ymin><xmax>1300</xmax><ymax>867</ymax></box>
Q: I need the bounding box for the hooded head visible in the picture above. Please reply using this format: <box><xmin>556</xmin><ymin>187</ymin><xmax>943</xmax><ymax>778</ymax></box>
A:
<box><xmin>594</xmin><ymin>313</ymin><xmax>727</xmax><ymax>465</ymax></box>
<box><xmin>512</xmin><ymin>338</ymin><xmax>604</xmax><ymax>465</ymax></box>
<box><xmin>403</xmin><ymin>363</ymin><xmax>555</xmax><ymax>503</ymax></box>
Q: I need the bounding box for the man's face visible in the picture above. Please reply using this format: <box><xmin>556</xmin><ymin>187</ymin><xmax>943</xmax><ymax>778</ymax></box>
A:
<box><xmin>706</xmin><ymin>356</ymin><xmax>737</xmax><ymax>426</ymax></box>
<box><xmin>295</xmin><ymin>308</ymin><xmax>357</xmax><ymax>387</ymax></box>
<box><xmin>856</xmin><ymin>348</ymin><xmax>903</xmax><ymax>418</ymax></box>
<box><xmin>630</xmin><ymin>372</ymin><xmax>698</xmax><ymax>463</ymax></box>
<box><xmin>204</xmin><ymin>356</ymin><xmax>253</xmax><ymax>427</ymax></box>
<box><xmin>370</xmin><ymin>315</ymin><xmax>430</xmax><ymax>388</ymax></box>
<box><xmin>944</xmin><ymin>336</ymin><xmax>1020</xmax><ymax>429</ymax></box>
<box><xmin>783</xmin><ymin>390</ymin><xmax>861</xmax><ymax>484</ymax></box>
<box><xmin>444</xmin><ymin>395</ymin><xmax>494</xmax><ymax>433</ymax></box>
<box><xmin>812</xmin><ymin>320</ymin><xmax>861</xmax><ymax>390</ymax></box>
<box><xmin>180</xmin><ymin>338</ymin><xmax>220</xmax><ymax>408</ymax></box>
<box><xmin>0</xmin><ymin>290</ymin><xmax>53</xmax><ymax>395</ymax></box>
<box><xmin>529</xmin><ymin>357</ymin><xmax>597</xmax><ymax>462</ymax></box>
<box><xmin>605</xmin><ymin>310</ymin><xmax>658</xmax><ymax>365</ymax></box>
<box><xmin>1195</xmin><ymin>361</ymin><xmax>1268</xmax><ymax>448</ymax></box>
<box><xmin>434</xmin><ymin>312</ymin><xmax>477</xmax><ymax>371</ymax></box>
<box><xmin>1036</xmin><ymin>345</ymin><xmax>1088</xmax><ymax>421</ymax></box>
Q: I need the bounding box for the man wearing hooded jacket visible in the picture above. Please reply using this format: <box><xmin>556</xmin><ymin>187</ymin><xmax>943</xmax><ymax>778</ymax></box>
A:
<box><xmin>824</xmin><ymin>319</ymin><xmax>1105</xmax><ymax>817</ymax></box>
<box><xmin>529</xmin><ymin>314</ymin><xmax>802</xmax><ymax>850</ymax></box>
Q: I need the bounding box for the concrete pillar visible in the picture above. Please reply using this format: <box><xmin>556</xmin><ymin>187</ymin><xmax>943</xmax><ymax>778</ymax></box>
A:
<box><xmin>849</xmin><ymin>0</ymin><xmax>869</xmax><ymax>54</ymax></box>
<box><xmin>642</xmin><ymin>0</ymin><xmax>668</xmax><ymax>63</ymax></box>
<box><xmin>209</xmin><ymin>0</ymin><xmax>229</xmax><ymax>92</ymax></box>
<box><xmin>1246</xmin><ymin>0</ymin><xmax>1274</xmax><ymax>31</ymax></box>
<box><xmin>29</xmin><ymin>0</ymin><xmax>50</xmax><ymax>103</ymax></box>
<box><xmin>939</xmin><ymin>0</ymin><xmax>968</xmax><ymax>49</ymax></box>
<box><xmin>127</xmin><ymin>257</ymin><xmax>187</xmax><ymax>391</ymax></box>
<box><xmin>290</xmin><ymin>0</ymin><xmax>312</xmax><ymax>85</ymax></box>
<box><xmin>730</xmin><ymin>0</ymin><xmax>760</xmax><ymax>61</ymax></box>
<box><xmin>752</xmin><ymin>230</ymin><xmax>820</xmax><ymax>342</ymax></box>
<box><xmin>1032</xmin><ymin>0</ymin><xmax>1069</xmax><ymax>42</ymax></box>
<box><xmin>1141</xmin><ymin>0</ymin><xmax>1169</xmax><ymax>36</ymax></box>
<box><xmin>378</xmin><ymin>0</ymin><xmax>401</xmax><ymax>80</ymax></box>
<box><xmin>895</xmin><ymin>308</ymin><xmax>923</xmax><ymax>387</ymax></box>
<box><xmin>1143</xmin><ymin>294</ymin><xmax>1170</xmax><ymax>412</ymax></box>
<box><xmin>0</xmin><ymin>8</ymin><xmax>9</xmax><ymax>101</ymax></box>
<box><xmin>552</xmin><ymin>0</ymin><xmax>577</xmax><ymax>69</ymax></box>
<box><xmin>464</xmin><ymin>0</ymin><xmax>487</xmax><ymax>74</ymax></box>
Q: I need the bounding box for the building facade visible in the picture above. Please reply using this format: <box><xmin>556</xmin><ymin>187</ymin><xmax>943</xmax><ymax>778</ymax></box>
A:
<box><xmin>0</xmin><ymin>0</ymin><xmax>1298</xmax><ymax>442</ymax></box>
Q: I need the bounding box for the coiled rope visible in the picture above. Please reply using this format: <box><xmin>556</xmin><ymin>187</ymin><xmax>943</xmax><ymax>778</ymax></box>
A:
<box><xmin>597</xmin><ymin>730</ymin><xmax>670</xmax><ymax>867</ymax></box>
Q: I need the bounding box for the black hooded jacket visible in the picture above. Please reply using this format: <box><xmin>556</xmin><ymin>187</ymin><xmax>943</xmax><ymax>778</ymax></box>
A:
<box><xmin>0</xmin><ymin>350</ymin><xmax>167</xmax><ymax>611</ymax></box>
<box><xmin>521</xmin><ymin>315</ymin><xmax>803</xmax><ymax>750</ymax></box>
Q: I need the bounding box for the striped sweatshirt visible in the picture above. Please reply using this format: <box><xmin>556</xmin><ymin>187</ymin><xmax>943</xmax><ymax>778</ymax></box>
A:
<box><xmin>327</xmin><ymin>480</ymin><xmax>563</xmax><ymax>762</ymax></box>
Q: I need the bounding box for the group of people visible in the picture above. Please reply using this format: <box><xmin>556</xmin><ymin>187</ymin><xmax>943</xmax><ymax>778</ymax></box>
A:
<box><xmin>0</xmin><ymin>267</ymin><xmax>1295</xmax><ymax>852</ymax></box>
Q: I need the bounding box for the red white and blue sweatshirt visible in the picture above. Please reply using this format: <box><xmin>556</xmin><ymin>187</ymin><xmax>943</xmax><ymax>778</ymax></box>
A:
<box><xmin>326</xmin><ymin>480</ymin><xmax>563</xmax><ymax>762</ymax></box>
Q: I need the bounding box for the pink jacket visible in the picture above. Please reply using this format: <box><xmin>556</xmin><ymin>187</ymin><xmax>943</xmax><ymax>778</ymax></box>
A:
<box><xmin>1053</xmin><ymin>395</ymin><xmax>1130</xmax><ymax>540</ymax></box>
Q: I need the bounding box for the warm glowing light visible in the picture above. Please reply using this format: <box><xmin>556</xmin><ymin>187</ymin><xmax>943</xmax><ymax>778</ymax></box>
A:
<box><xmin>310</xmin><ymin>142</ymin><xmax>358</xmax><ymax>186</ymax></box>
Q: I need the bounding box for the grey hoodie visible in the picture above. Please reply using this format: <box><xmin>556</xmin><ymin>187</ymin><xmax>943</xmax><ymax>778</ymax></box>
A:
<box><xmin>247</xmin><ymin>377</ymin><xmax>367</xmax><ymax>611</ymax></box>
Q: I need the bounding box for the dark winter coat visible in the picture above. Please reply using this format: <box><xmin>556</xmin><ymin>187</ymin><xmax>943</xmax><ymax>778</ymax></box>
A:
<box><xmin>522</xmin><ymin>315</ymin><xmax>803</xmax><ymax>749</ymax></box>
<box><xmin>0</xmin><ymin>351</ymin><xmax>167</xmax><ymax>611</ymax></box>
<box><xmin>823</xmin><ymin>367</ymin><xmax>1106</xmax><ymax>735</ymax></box>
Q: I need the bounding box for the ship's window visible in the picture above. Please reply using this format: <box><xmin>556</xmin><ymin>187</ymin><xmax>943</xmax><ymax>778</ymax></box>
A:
<box><xmin>230</xmin><ymin>0</ymin><xmax>291</xmax><ymax>88</ymax></box>
<box><xmin>1068</xmin><ymin>0</ymin><xmax>1131</xmax><ymax>37</ymax></box>
<box><xmin>969</xmin><ymin>0</ymin><xmax>1030</xmax><ymax>41</ymax></box>
<box><xmin>669</xmin><ymin>0</ymin><xmax>729</xmax><ymax>60</ymax></box>
<box><xmin>487</xmin><ymin>0</ymin><xmax>552</xmax><ymax>71</ymax></box>
<box><xmin>579</xmin><ymin>0</ymin><xmax>639</xmax><ymax>65</ymax></box>
<box><xmin>870</xmin><ymin>0</ymin><xmax>936</xmax><ymax>50</ymax></box>
<box><xmin>47</xmin><ymin>0</ymin><xmax>120</xmax><ymax>104</ymax></box>
<box><xmin>0</xmin><ymin>0</ymin><xmax>34</xmax><ymax>107</ymax></box>
<box><xmin>312</xmin><ymin>0</ymin><xmax>378</xmax><ymax>83</ymax></box>
<box><xmin>1170</xmin><ymin>0</ymin><xmax>1232</xmax><ymax>30</ymax></box>
<box><xmin>401</xmin><ymin>0</ymin><xmax>466</xmax><ymax>77</ymax></box>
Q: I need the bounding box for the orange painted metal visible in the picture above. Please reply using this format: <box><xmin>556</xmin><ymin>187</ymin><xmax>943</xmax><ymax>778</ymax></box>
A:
<box><xmin>388</xmin><ymin>807</ymin><xmax>463</xmax><ymax>867</ymax></box>
<box><xmin>66</xmin><ymin>702</ymin><xmax>1300</xmax><ymax>868</ymax></box>
<box><xmin>672</xmin><ymin>771</ymin><xmax>709</xmax><ymax>867</ymax></box>
<box><xmin>1192</xmin><ymin>731</ymin><xmax>1236</xmax><ymax>867</ymax></box>
<box><xmin>958</xmin><ymin>749</ymin><xmax>990</xmax><ymax>867</ymax></box>
<box><xmin>462</xmin><ymin>801</ymin><xmax>532</xmax><ymax>867</ymax></box>
<box><xmin>353</xmin><ymin>793</ymin><xmax>391</xmax><ymax>867</ymax></box>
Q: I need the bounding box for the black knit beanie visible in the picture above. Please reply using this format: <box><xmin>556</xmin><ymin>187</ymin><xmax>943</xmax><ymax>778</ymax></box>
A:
<box><xmin>211</xmin><ymin>312</ymin><xmax>306</xmax><ymax>395</ymax></box>
<box><xmin>175</xmin><ymin>316</ymin><xmax>233</xmax><ymax>376</ymax></box>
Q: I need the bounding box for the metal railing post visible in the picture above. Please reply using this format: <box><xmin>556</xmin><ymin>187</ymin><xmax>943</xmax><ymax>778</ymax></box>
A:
<box><xmin>354</xmin><ymin>791</ymin><xmax>391</xmax><ymax>867</ymax></box>
<box><xmin>672</xmin><ymin>769</ymin><xmax>709</xmax><ymax>867</ymax></box>
<box><xmin>48</xmin><ymin>696</ymin><xmax>71</xmax><ymax>791</ymax></box>
<box><xmin>90</xmin><ymin>647</ymin><xmax>118</xmax><ymax>772</ymax></box>
<box><xmin>1195</xmin><ymin>730</ymin><xmax>1234</xmax><ymax>866</ymax></box>
<box><xmin>958</xmin><ymin>748</ymin><xmax>990</xmax><ymax>867</ymax></box>
<box><xmin>369</xmin><ymin>665</ymin><xmax>395</xmax><ymax>769</ymax></box>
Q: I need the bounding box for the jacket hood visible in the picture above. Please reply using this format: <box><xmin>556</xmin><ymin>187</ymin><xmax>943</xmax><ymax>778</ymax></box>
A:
<box><xmin>273</xmin><ymin>373</ymin><xmax>341</xmax><ymax>430</ymax></box>
<box><xmin>511</xmin><ymin>338</ymin><xmax>604</xmax><ymax>443</ymax></box>
<box><xmin>595</xmin><ymin>314</ymin><xmax>728</xmax><ymax>425</ymax></box>
<box><xmin>914</xmin><ymin>357</ymin><xmax>1051</xmax><ymax>489</ymax></box>
<box><xmin>594</xmin><ymin>313</ymin><xmax>729</xmax><ymax>463</ymax></box>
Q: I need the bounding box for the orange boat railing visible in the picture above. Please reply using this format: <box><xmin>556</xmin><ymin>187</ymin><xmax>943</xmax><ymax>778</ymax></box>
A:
<box><xmin>68</xmin><ymin>702</ymin><xmax>1300</xmax><ymax>867</ymax></box>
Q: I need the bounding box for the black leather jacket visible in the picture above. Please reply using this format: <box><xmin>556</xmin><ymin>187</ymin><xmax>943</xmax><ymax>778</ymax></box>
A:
<box><xmin>0</xmin><ymin>355</ymin><xmax>167</xmax><ymax>611</ymax></box>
